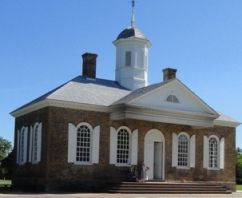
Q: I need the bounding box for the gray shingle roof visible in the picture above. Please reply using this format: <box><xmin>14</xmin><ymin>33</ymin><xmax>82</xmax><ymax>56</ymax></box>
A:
<box><xmin>47</xmin><ymin>77</ymin><xmax>131</xmax><ymax>106</ymax></box>
<box><xmin>112</xmin><ymin>80</ymin><xmax>171</xmax><ymax>105</ymax></box>
<box><xmin>12</xmin><ymin>76</ymin><xmax>131</xmax><ymax>113</ymax></box>
<box><xmin>11</xmin><ymin>76</ymin><xmax>240</xmax><ymax>127</ymax></box>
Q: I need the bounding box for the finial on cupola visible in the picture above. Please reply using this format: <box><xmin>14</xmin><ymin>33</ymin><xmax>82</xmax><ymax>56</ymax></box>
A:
<box><xmin>113</xmin><ymin>0</ymin><xmax>151</xmax><ymax>90</ymax></box>
<box><xmin>131</xmin><ymin>0</ymin><xmax>136</xmax><ymax>27</ymax></box>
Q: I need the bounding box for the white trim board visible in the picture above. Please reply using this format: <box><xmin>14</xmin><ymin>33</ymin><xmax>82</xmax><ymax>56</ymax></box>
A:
<box><xmin>11</xmin><ymin>99</ymin><xmax>240</xmax><ymax>128</ymax></box>
<box><xmin>11</xmin><ymin>99</ymin><xmax>110</xmax><ymax>118</ymax></box>
<box><xmin>111</xmin><ymin>105</ymin><xmax>216</xmax><ymax>128</ymax></box>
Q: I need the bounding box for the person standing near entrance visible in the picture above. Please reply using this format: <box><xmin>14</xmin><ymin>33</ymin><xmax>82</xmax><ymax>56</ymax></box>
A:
<box><xmin>141</xmin><ymin>163</ymin><xmax>149</xmax><ymax>182</ymax></box>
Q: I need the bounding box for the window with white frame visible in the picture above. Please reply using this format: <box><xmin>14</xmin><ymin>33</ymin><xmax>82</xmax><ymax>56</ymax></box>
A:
<box><xmin>30</xmin><ymin>122</ymin><xmax>42</xmax><ymax>164</ymax></box>
<box><xmin>172</xmin><ymin>132</ymin><xmax>195</xmax><ymax>168</ymax></box>
<box><xmin>17</xmin><ymin>127</ymin><xmax>28</xmax><ymax>165</ymax></box>
<box><xmin>32</xmin><ymin>124</ymin><xmax>38</xmax><ymax>162</ymax></box>
<box><xmin>17</xmin><ymin>123</ymin><xmax>42</xmax><ymax>165</ymax></box>
<box><xmin>203</xmin><ymin>135</ymin><xmax>224</xmax><ymax>170</ymax></box>
<box><xmin>19</xmin><ymin>129</ymin><xmax>25</xmax><ymax>163</ymax></box>
<box><xmin>68</xmin><ymin>122</ymin><xmax>100</xmax><ymax>165</ymax></box>
<box><xmin>76</xmin><ymin>124</ymin><xmax>91</xmax><ymax>163</ymax></box>
<box><xmin>209</xmin><ymin>137</ymin><xmax>218</xmax><ymax>168</ymax></box>
<box><xmin>177</xmin><ymin>134</ymin><xmax>189</xmax><ymax>167</ymax></box>
<box><xmin>109</xmin><ymin>127</ymin><xmax>138</xmax><ymax>166</ymax></box>
<box><xmin>116</xmin><ymin>128</ymin><xmax>130</xmax><ymax>164</ymax></box>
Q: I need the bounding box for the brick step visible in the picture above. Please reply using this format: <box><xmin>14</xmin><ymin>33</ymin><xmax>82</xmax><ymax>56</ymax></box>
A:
<box><xmin>104</xmin><ymin>182</ymin><xmax>231</xmax><ymax>194</ymax></box>
<box><xmin>110</xmin><ymin>187</ymin><xmax>226</xmax><ymax>190</ymax></box>
<box><xmin>116</xmin><ymin>184</ymin><xmax>223</xmax><ymax>188</ymax></box>
<box><xmin>107</xmin><ymin>190</ymin><xmax>232</xmax><ymax>194</ymax></box>
<box><xmin>118</xmin><ymin>182</ymin><xmax>221</xmax><ymax>186</ymax></box>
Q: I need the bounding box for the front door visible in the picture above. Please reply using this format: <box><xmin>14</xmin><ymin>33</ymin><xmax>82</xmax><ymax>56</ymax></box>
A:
<box><xmin>144</xmin><ymin>129</ymin><xmax>165</xmax><ymax>180</ymax></box>
<box><xmin>154</xmin><ymin>142</ymin><xmax>162</xmax><ymax>179</ymax></box>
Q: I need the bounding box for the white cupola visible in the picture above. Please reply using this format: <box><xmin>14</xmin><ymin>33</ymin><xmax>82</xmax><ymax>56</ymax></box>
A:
<box><xmin>113</xmin><ymin>1</ymin><xmax>151</xmax><ymax>90</ymax></box>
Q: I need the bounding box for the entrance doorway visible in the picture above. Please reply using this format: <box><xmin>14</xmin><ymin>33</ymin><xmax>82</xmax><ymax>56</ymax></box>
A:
<box><xmin>154</xmin><ymin>142</ymin><xmax>163</xmax><ymax>179</ymax></box>
<box><xmin>144</xmin><ymin>129</ymin><xmax>165</xmax><ymax>180</ymax></box>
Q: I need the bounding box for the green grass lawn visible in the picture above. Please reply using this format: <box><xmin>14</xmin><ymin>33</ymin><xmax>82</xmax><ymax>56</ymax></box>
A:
<box><xmin>0</xmin><ymin>179</ymin><xmax>11</xmax><ymax>186</ymax></box>
<box><xmin>237</xmin><ymin>185</ymin><xmax>242</xmax><ymax>191</ymax></box>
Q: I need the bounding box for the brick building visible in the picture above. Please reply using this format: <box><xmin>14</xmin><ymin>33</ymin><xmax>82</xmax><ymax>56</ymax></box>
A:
<box><xmin>11</xmin><ymin>13</ymin><xmax>240</xmax><ymax>192</ymax></box>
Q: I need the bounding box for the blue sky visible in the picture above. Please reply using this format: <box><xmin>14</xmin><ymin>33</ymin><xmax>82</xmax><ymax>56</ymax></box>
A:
<box><xmin>0</xmin><ymin>0</ymin><xmax>242</xmax><ymax>148</ymax></box>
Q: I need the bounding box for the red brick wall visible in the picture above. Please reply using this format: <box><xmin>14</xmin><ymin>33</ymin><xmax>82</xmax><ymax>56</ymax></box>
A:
<box><xmin>13</xmin><ymin>106</ymin><xmax>236</xmax><ymax>191</ymax></box>
<box><xmin>13</xmin><ymin>108</ymin><xmax>49</xmax><ymax>190</ymax></box>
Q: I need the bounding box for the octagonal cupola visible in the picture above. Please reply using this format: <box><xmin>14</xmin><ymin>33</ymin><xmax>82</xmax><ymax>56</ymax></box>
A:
<box><xmin>113</xmin><ymin>1</ymin><xmax>151</xmax><ymax>90</ymax></box>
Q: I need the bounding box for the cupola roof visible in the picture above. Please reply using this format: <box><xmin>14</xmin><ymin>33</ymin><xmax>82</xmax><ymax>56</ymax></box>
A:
<box><xmin>116</xmin><ymin>26</ymin><xmax>147</xmax><ymax>40</ymax></box>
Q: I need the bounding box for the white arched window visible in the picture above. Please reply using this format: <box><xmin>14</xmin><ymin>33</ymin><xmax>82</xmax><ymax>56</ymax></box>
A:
<box><xmin>28</xmin><ymin>122</ymin><xmax>42</xmax><ymax>164</ymax></box>
<box><xmin>16</xmin><ymin>126</ymin><xmax>28</xmax><ymax>165</ymax></box>
<box><xmin>76</xmin><ymin>124</ymin><xmax>92</xmax><ymax>163</ymax></box>
<box><xmin>209</xmin><ymin>137</ymin><xmax>219</xmax><ymax>168</ymax></box>
<box><xmin>172</xmin><ymin>132</ymin><xmax>196</xmax><ymax>168</ymax></box>
<box><xmin>68</xmin><ymin>122</ymin><xmax>100</xmax><ymax>165</ymax></box>
<box><xmin>109</xmin><ymin>126</ymin><xmax>138</xmax><ymax>166</ymax></box>
<box><xmin>177</xmin><ymin>134</ymin><xmax>189</xmax><ymax>167</ymax></box>
<box><xmin>117</xmin><ymin>127</ymin><xmax>131</xmax><ymax>165</ymax></box>
<box><xmin>32</xmin><ymin>125</ymin><xmax>38</xmax><ymax>162</ymax></box>
<box><xmin>203</xmin><ymin>135</ymin><xmax>224</xmax><ymax>170</ymax></box>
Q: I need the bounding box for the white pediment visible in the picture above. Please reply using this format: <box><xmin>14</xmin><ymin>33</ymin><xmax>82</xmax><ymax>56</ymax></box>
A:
<box><xmin>127</xmin><ymin>79</ymin><xmax>218</xmax><ymax>117</ymax></box>
<box><xmin>111</xmin><ymin>79</ymin><xmax>219</xmax><ymax>127</ymax></box>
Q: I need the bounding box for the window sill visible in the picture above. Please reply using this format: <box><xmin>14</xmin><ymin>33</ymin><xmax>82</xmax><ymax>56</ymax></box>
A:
<box><xmin>176</xmin><ymin>166</ymin><xmax>190</xmax><ymax>170</ymax></box>
<box><xmin>115</xmin><ymin>163</ymin><xmax>131</xmax><ymax>167</ymax></box>
<box><xmin>207</xmin><ymin>167</ymin><xmax>220</xmax><ymax>171</ymax></box>
<box><xmin>31</xmin><ymin>161</ymin><xmax>40</xmax><ymax>165</ymax></box>
<box><xmin>74</xmin><ymin>162</ymin><xmax>93</xmax><ymax>166</ymax></box>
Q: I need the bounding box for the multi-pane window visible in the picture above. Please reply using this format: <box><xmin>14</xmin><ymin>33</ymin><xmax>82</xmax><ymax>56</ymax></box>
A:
<box><xmin>203</xmin><ymin>135</ymin><xmax>225</xmax><ymax>170</ymax></box>
<box><xmin>76</xmin><ymin>125</ymin><xmax>91</xmax><ymax>163</ymax></box>
<box><xmin>209</xmin><ymin>137</ymin><xmax>218</xmax><ymax>168</ymax></box>
<box><xmin>17</xmin><ymin>123</ymin><xmax>42</xmax><ymax>165</ymax></box>
<box><xmin>19</xmin><ymin>129</ymin><xmax>25</xmax><ymax>163</ymax></box>
<box><xmin>117</xmin><ymin>128</ymin><xmax>130</xmax><ymax>164</ymax></box>
<box><xmin>17</xmin><ymin>127</ymin><xmax>27</xmax><ymax>165</ymax></box>
<box><xmin>125</xmin><ymin>51</ymin><xmax>131</xmax><ymax>66</ymax></box>
<box><xmin>68</xmin><ymin>122</ymin><xmax>100</xmax><ymax>165</ymax></box>
<box><xmin>32</xmin><ymin>124</ymin><xmax>39</xmax><ymax>162</ymax></box>
<box><xmin>177</xmin><ymin>134</ymin><xmax>189</xmax><ymax>167</ymax></box>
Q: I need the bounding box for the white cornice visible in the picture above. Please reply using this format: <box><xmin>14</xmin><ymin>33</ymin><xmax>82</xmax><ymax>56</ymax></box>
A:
<box><xmin>11</xmin><ymin>100</ymin><xmax>49</xmax><ymax>118</ymax></box>
<box><xmin>110</xmin><ymin>104</ymin><xmax>240</xmax><ymax>128</ymax></box>
<box><xmin>11</xmin><ymin>99</ymin><xmax>240</xmax><ymax>128</ymax></box>
<box><xmin>128</xmin><ymin>105</ymin><xmax>218</xmax><ymax>119</ymax></box>
<box><xmin>111</xmin><ymin>105</ymin><xmax>216</xmax><ymax>128</ymax></box>
<box><xmin>214</xmin><ymin>119</ymin><xmax>241</xmax><ymax>128</ymax></box>
<box><xmin>11</xmin><ymin>99</ymin><xmax>110</xmax><ymax>118</ymax></box>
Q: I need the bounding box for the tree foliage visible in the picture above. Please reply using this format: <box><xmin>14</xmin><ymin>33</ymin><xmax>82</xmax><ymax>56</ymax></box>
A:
<box><xmin>236</xmin><ymin>147</ymin><xmax>242</xmax><ymax>184</ymax></box>
<box><xmin>0</xmin><ymin>137</ymin><xmax>12</xmax><ymax>161</ymax></box>
<box><xmin>0</xmin><ymin>137</ymin><xmax>12</xmax><ymax>179</ymax></box>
